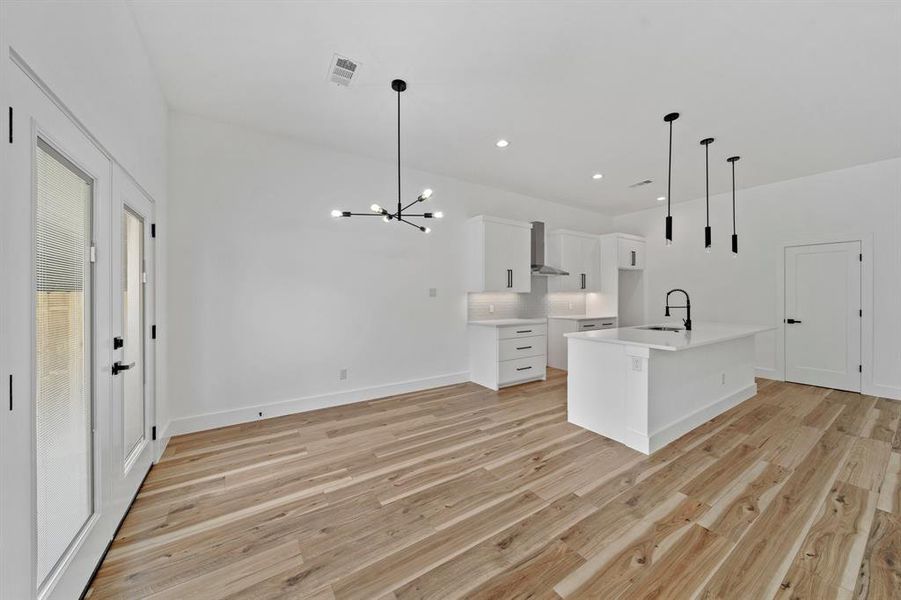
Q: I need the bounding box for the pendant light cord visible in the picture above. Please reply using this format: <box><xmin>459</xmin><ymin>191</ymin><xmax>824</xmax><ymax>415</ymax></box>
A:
<box><xmin>705</xmin><ymin>143</ymin><xmax>710</xmax><ymax>226</ymax></box>
<box><xmin>397</xmin><ymin>89</ymin><xmax>402</xmax><ymax>217</ymax></box>
<box><xmin>667</xmin><ymin>121</ymin><xmax>673</xmax><ymax>218</ymax></box>
<box><xmin>731</xmin><ymin>161</ymin><xmax>736</xmax><ymax>234</ymax></box>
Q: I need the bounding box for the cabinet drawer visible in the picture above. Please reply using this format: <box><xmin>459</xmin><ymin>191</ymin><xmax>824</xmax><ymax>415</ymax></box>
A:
<box><xmin>498</xmin><ymin>355</ymin><xmax>546</xmax><ymax>385</ymax></box>
<box><xmin>579</xmin><ymin>318</ymin><xmax>617</xmax><ymax>331</ymax></box>
<box><xmin>499</xmin><ymin>336</ymin><xmax>546</xmax><ymax>361</ymax></box>
<box><xmin>498</xmin><ymin>323</ymin><xmax>547</xmax><ymax>340</ymax></box>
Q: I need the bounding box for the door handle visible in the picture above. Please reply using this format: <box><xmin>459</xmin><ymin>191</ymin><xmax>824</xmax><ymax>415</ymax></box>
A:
<box><xmin>785</xmin><ymin>318</ymin><xmax>802</xmax><ymax>324</ymax></box>
<box><xmin>507</xmin><ymin>269</ymin><xmax>513</xmax><ymax>288</ymax></box>
<box><xmin>112</xmin><ymin>361</ymin><xmax>135</xmax><ymax>375</ymax></box>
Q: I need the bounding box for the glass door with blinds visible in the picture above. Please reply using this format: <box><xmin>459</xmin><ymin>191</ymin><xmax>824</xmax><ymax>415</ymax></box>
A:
<box><xmin>2</xmin><ymin>60</ymin><xmax>117</xmax><ymax>600</ymax></box>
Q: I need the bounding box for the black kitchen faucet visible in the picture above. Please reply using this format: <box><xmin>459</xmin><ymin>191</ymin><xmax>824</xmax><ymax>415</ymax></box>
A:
<box><xmin>665</xmin><ymin>289</ymin><xmax>692</xmax><ymax>331</ymax></box>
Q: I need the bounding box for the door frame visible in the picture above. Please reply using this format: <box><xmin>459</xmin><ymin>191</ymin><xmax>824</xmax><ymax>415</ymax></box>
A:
<box><xmin>777</xmin><ymin>233</ymin><xmax>874</xmax><ymax>393</ymax></box>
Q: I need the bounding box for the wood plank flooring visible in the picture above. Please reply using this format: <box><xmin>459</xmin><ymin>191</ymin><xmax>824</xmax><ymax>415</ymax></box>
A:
<box><xmin>86</xmin><ymin>370</ymin><xmax>901</xmax><ymax>599</ymax></box>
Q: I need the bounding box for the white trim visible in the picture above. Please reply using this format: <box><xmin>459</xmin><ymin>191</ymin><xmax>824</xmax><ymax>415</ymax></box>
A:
<box><xmin>153</xmin><ymin>423</ymin><xmax>171</xmax><ymax>463</ymax></box>
<box><xmin>755</xmin><ymin>367</ymin><xmax>781</xmax><ymax>381</ymax></box>
<box><xmin>867</xmin><ymin>383</ymin><xmax>901</xmax><ymax>402</ymax></box>
<box><xmin>167</xmin><ymin>371</ymin><xmax>471</xmax><ymax>437</ymax></box>
<box><xmin>645</xmin><ymin>382</ymin><xmax>757</xmax><ymax>454</ymax></box>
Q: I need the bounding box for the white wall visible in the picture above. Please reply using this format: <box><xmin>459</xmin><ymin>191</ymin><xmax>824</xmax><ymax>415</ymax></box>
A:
<box><xmin>167</xmin><ymin>112</ymin><xmax>613</xmax><ymax>433</ymax></box>
<box><xmin>0</xmin><ymin>0</ymin><xmax>171</xmax><ymax>442</ymax></box>
<box><xmin>613</xmin><ymin>158</ymin><xmax>901</xmax><ymax>399</ymax></box>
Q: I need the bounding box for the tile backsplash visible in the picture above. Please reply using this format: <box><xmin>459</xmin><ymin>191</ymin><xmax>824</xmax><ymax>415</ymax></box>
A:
<box><xmin>467</xmin><ymin>277</ymin><xmax>595</xmax><ymax>321</ymax></box>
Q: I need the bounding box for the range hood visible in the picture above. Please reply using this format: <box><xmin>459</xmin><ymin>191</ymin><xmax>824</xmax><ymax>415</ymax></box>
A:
<box><xmin>531</xmin><ymin>221</ymin><xmax>569</xmax><ymax>276</ymax></box>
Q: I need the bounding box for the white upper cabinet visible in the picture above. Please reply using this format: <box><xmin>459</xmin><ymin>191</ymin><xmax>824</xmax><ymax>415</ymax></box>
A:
<box><xmin>466</xmin><ymin>216</ymin><xmax>532</xmax><ymax>293</ymax></box>
<box><xmin>616</xmin><ymin>235</ymin><xmax>646</xmax><ymax>270</ymax></box>
<box><xmin>547</xmin><ymin>230</ymin><xmax>602</xmax><ymax>292</ymax></box>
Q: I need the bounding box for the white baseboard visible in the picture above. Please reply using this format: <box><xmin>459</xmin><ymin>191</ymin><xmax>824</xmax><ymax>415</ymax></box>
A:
<box><xmin>646</xmin><ymin>383</ymin><xmax>758</xmax><ymax>453</ymax></box>
<box><xmin>755</xmin><ymin>367</ymin><xmax>782</xmax><ymax>381</ymax></box>
<box><xmin>167</xmin><ymin>371</ymin><xmax>471</xmax><ymax>437</ymax></box>
<box><xmin>865</xmin><ymin>382</ymin><xmax>901</xmax><ymax>401</ymax></box>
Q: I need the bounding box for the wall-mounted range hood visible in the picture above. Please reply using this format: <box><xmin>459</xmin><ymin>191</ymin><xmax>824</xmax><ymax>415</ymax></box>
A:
<box><xmin>531</xmin><ymin>221</ymin><xmax>569</xmax><ymax>276</ymax></box>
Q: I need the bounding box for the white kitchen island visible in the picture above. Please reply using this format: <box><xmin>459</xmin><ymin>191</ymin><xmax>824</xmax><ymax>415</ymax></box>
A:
<box><xmin>566</xmin><ymin>322</ymin><xmax>773</xmax><ymax>454</ymax></box>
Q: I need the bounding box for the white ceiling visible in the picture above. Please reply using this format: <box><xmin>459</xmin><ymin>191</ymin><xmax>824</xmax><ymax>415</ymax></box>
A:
<box><xmin>129</xmin><ymin>1</ymin><xmax>901</xmax><ymax>215</ymax></box>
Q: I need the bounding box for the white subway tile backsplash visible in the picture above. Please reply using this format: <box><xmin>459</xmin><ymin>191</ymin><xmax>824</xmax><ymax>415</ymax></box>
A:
<box><xmin>467</xmin><ymin>277</ymin><xmax>592</xmax><ymax>321</ymax></box>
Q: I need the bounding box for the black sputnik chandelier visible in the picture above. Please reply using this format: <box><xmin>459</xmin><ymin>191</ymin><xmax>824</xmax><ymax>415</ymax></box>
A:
<box><xmin>331</xmin><ymin>79</ymin><xmax>443</xmax><ymax>233</ymax></box>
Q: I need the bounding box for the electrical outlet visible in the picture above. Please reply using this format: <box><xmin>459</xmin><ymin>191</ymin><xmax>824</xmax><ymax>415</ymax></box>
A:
<box><xmin>339</xmin><ymin>368</ymin><xmax>347</xmax><ymax>381</ymax></box>
<box><xmin>631</xmin><ymin>357</ymin><xmax>642</xmax><ymax>372</ymax></box>
<box><xmin>489</xmin><ymin>304</ymin><xmax>495</xmax><ymax>313</ymax></box>
<box><xmin>429</xmin><ymin>287</ymin><xmax>437</xmax><ymax>297</ymax></box>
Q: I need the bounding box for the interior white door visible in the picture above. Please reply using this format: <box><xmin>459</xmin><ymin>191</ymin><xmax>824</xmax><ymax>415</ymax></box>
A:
<box><xmin>1</xmin><ymin>60</ymin><xmax>116</xmax><ymax>600</ymax></box>
<box><xmin>109</xmin><ymin>168</ymin><xmax>155</xmax><ymax>517</ymax></box>
<box><xmin>785</xmin><ymin>241</ymin><xmax>861</xmax><ymax>391</ymax></box>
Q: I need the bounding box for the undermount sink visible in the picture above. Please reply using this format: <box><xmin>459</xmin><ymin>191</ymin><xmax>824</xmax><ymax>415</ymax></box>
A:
<box><xmin>637</xmin><ymin>325</ymin><xmax>685</xmax><ymax>332</ymax></box>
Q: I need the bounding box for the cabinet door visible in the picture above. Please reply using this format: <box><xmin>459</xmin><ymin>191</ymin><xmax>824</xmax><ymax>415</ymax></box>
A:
<box><xmin>509</xmin><ymin>225</ymin><xmax>532</xmax><ymax>293</ymax></box>
<box><xmin>483</xmin><ymin>221</ymin><xmax>512</xmax><ymax>291</ymax></box>
<box><xmin>617</xmin><ymin>238</ymin><xmax>645</xmax><ymax>270</ymax></box>
<box><xmin>580</xmin><ymin>236</ymin><xmax>602</xmax><ymax>291</ymax></box>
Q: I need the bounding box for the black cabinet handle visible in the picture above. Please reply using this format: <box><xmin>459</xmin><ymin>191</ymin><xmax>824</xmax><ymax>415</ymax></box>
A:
<box><xmin>507</xmin><ymin>269</ymin><xmax>513</xmax><ymax>288</ymax></box>
<box><xmin>631</xmin><ymin>250</ymin><xmax>636</xmax><ymax>266</ymax></box>
<box><xmin>112</xmin><ymin>361</ymin><xmax>135</xmax><ymax>375</ymax></box>
<box><xmin>581</xmin><ymin>273</ymin><xmax>586</xmax><ymax>289</ymax></box>
<box><xmin>516</xmin><ymin>329</ymin><xmax>533</xmax><ymax>334</ymax></box>
<box><xmin>785</xmin><ymin>318</ymin><xmax>802</xmax><ymax>324</ymax></box>
<box><xmin>516</xmin><ymin>345</ymin><xmax>532</xmax><ymax>350</ymax></box>
<box><xmin>602</xmin><ymin>322</ymin><xmax>614</xmax><ymax>326</ymax></box>
<box><xmin>516</xmin><ymin>366</ymin><xmax>532</xmax><ymax>371</ymax></box>
<box><xmin>582</xmin><ymin>324</ymin><xmax>596</xmax><ymax>329</ymax></box>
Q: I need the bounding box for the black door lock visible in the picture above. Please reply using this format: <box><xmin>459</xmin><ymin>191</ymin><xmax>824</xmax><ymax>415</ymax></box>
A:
<box><xmin>785</xmin><ymin>318</ymin><xmax>802</xmax><ymax>324</ymax></box>
<box><xmin>113</xmin><ymin>336</ymin><xmax>124</xmax><ymax>349</ymax></box>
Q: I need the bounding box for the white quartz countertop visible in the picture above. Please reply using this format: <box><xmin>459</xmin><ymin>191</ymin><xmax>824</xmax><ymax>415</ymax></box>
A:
<box><xmin>548</xmin><ymin>315</ymin><xmax>616</xmax><ymax>321</ymax></box>
<box><xmin>565</xmin><ymin>322</ymin><xmax>774</xmax><ymax>351</ymax></box>
<box><xmin>468</xmin><ymin>318</ymin><xmax>547</xmax><ymax>327</ymax></box>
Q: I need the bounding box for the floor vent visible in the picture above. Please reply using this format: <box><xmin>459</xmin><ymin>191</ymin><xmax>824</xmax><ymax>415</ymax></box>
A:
<box><xmin>328</xmin><ymin>54</ymin><xmax>360</xmax><ymax>86</ymax></box>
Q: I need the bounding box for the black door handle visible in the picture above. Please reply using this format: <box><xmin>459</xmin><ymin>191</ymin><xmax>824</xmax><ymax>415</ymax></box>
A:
<box><xmin>112</xmin><ymin>361</ymin><xmax>135</xmax><ymax>375</ymax></box>
<box><xmin>785</xmin><ymin>318</ymin><xmax>802</xmax><ymax>324</ymax></box>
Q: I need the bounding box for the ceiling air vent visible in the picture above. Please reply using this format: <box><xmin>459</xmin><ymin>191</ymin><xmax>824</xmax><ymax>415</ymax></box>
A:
<box><xmin>629</xmin><ymin>179</ymin><xmax>653</xmax><ymax>188</ymax></box>
<box><xmin>328</xmin><ymin>54</ymin><xmax>360</xmax><ymax>87</ymax></box>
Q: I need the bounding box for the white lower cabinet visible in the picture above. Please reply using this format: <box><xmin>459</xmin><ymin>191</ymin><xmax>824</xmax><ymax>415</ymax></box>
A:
<box><xmin>469</xmin><ymin>320</ymin><xmax>547</xmax><ymax>390</ymax></box>
<box><xmin>547</xmin><ymin>316</ymin><xmax>617</xmax><ymax>370</ymax></box>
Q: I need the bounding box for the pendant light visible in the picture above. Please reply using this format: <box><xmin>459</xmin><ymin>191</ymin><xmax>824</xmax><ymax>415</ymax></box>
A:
<box><xmin>728</xmin><ymin>155</ymin><xmax>740</xmax><ymax>253</ymax></box>
<box><xmin>330</xmin><ymin>79</ymin><xmax>443</xmax><ymax>233</ymax></box>
<box><xmin>700</xmin><ymin>137</ymin><xmax>715</xmax><ymax>252</ymax></box>
<box><xmin>663</xmin><ymin>112</ymin><xmax>679</xmax><ymax>246</ymax></box>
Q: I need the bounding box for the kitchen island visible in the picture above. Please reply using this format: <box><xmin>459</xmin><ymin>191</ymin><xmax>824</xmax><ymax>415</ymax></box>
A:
<box><xmin>565</xmin><ymin>322</ymin><xmax>773</xmax><ymax>454</ymax></box>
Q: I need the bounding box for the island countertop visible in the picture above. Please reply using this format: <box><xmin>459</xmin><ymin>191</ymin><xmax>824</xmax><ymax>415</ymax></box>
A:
<box><xmin>565</xmin><ymin>322</ymin><xmax>773</xmax><ymax>351</ymax></box>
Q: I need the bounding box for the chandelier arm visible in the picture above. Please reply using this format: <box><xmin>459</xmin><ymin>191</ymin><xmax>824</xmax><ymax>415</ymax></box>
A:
<box><xmin>397</xmin><ymin>217</ymin><xmax>427</xmax><ymax>232</ymax></box>
<box><xmin>400</xmin><ymin>198</ymin><xmax>422</xmax><ymax>213</ymax></box>
<box><xmin>345</xmin><ymin>212</ymin><xmax>389</xmax><ymax>217</ymax></box>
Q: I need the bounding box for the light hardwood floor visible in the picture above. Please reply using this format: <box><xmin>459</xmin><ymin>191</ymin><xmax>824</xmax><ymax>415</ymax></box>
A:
<box><xmin>86</xmin><ymin>369</ymin><xmax>901</xmax><ymax>599</ymax></box>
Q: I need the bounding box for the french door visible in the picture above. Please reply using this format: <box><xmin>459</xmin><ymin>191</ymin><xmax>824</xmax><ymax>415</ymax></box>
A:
<box><xmin>1</xmin><ymin>58</ymin><xmax>154</xmax><ymax>600</ymax></box>
<box><xmin>784</xmin><ymin>241</ymin><xmax>861</xmax><ymax>392</ymax></box>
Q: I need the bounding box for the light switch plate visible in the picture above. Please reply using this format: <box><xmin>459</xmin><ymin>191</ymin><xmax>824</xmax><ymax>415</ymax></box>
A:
<box><xmin>631</xmin><ymin>357</ymin><xmax>642</xmax><ymax>372</ymax></box>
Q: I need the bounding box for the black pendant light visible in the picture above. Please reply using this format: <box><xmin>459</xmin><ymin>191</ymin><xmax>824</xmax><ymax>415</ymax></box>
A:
<box><xmin>728</xmin><ymin>155</ymin><xmax>740</xmax><ymax>253</ymax></box>
<box><xmin>331</xmin><ymin>79</ymin><xmax>443</xmax><ymax>233</ymax></box>
<box><xmin>700</xmin><ymin>137</ymin><xmax>715</xmax><ymax>252</ymax></box>
<box><xmin>663</xmin><ymin>112</ymin><xmax>679</xmax><ymax>246</ymax></box>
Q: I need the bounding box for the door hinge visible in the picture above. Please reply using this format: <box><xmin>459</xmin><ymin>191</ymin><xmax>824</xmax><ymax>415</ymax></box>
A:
<box><xmin>90</xmin><ymin>245</ymin><xmax>97</xmax><ymax>263</ymax></box>
<box><xmin>859</xmin><ymin>364</ymin><xmax>862</xmax><ymax>373</ymax></box>
<box><xmin>151</xmin><ymin>325</ymin><xmax>157</xmax><ymax>340</ymax></box>
<box><xmin>151</xmin><ymin>223</ymin><xmax>156</xmax><ymax>238</ymax></box>
<box><xmin>151</xmin><ymin>426</ymin><xmax>157</xmax><ymax>441</ymax></box>
<box><xmin>8</xmin><ymin>106</ymin><xmax>12</xmax><ymax>143</ymax></box>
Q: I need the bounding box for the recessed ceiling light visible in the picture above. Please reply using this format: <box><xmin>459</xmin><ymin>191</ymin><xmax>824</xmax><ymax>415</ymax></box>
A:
<box><xmin>657</xmin><ymin>196</ymin><xmax>666</xmax><ymax>202</ymax></box>
<box><xmin>495</xmin><ymin>139</ymin><xmax>509</xmax><ymax>148</ymax></box>
<box><xmin>592</xmin><ymin>173</ymin><xmax>603</xmax><ymax>180</ymax></box>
